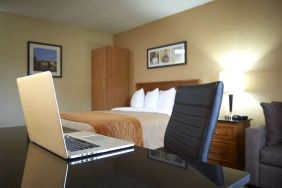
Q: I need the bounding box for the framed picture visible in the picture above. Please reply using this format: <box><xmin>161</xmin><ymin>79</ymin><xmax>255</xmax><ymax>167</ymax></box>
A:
<box><xmin>147</xmin><ymin>41</ymin><xmax>187</xmax><ymax>69</ymax></box>
<box><xmin>28</xmin><ymin>41</ymin><xmax>62</xmax><ymax>77</ymax></box>
<box><xmin>147</xmin><ymin>150</ymin><xmax>187</xmax><ymax>169</ymax></box>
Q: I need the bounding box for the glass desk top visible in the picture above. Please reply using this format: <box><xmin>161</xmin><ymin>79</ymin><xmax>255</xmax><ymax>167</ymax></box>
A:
<box><xmin>0</xmin><ymin>126</ymin><xmax>249</xmax><ymax>188</ymax></box>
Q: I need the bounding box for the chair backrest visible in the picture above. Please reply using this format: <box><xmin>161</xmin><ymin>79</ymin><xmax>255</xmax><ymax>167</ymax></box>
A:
<box><xmin>164</xmin><ymin>81</ymin><xmax>223</xmax><ymax>162</ymax></box>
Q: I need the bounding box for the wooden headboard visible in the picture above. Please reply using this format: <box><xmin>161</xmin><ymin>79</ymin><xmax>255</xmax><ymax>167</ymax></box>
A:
<box><xmin>136</xmin><ymin>79</ymin><xmax>200</xmax><ymax>93</ymax></box>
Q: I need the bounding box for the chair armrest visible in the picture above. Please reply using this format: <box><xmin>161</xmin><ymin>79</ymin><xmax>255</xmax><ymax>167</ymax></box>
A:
<box><xmin>245</xmin><ymin>126</ymin><xmax>266</xmax><ymax>186</ymax></box>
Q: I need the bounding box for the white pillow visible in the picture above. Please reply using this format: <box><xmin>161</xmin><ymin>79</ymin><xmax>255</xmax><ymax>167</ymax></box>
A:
<box><xmin>158</xmin><ymin>88</ymin><xmax>176</xmax><ymax>110</ymax></box>
<box><xmin>130</xmin><ymin>88</ymin><xmax>145</xmax><ymax>108</ymax></box>
<box><xmin>144</xmin><ymin>88</ymin><xmax>159</xmax><ymax>109</ymax></box>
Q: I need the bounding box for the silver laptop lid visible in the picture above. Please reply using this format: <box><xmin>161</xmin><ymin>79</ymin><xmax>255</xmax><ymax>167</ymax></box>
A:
<box><xmin>17</xmin><ymin>71</ymin><xmax>68</xmax><ymax>158</ymax></box>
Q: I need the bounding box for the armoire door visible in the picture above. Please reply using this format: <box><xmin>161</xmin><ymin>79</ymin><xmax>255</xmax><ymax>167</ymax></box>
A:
<box><xmin>92</xmin><ymin>46</ymin><xmax>129</xmax><ymax>110</ymax></box>
<box><xmin>91</xmin><ymin>47</ymin><xmax>107</xmax><ymax>110</ymax></box>
<box><xmin>106</xmin><ymin>47</ymin><xmax>129</xmax><ymax>109</ymax></box>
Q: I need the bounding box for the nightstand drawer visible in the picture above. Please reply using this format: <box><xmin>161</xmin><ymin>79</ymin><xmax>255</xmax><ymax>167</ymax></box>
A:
<box><xmin>209</xmin><ymin>142</ymin><xmax>236</xmax><ymax>163</ymax></box>
<box><xmin>212</xmin><ymin>124</ymin><xmax>236</xmax><ymax>144</ymax></box>
<box><xmin>208</xmin><ymin>119</ymin><xmax>251</xmax><ymax>169</ymax></box>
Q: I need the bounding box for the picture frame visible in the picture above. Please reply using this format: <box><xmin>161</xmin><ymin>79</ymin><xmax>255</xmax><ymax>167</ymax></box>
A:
<box><xmin>147</xmin><ymin>41</ymin><xmax>187</xmax><ymax>69</ymax></box>
<box><xmin>28</xmin><ymin>41</ymin><xmax>62</xmax><ymax>77</ymax></box>
<box><xmin>147</xmin><ymin>150</ymin><xmax>187</xmax><ymax>169</ymax></box>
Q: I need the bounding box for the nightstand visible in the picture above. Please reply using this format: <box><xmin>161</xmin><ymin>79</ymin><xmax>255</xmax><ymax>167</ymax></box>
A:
<box><xmin>208</xmin><ymin>119</ymin><xmax>251</xmax><ymax>169</ymax></box>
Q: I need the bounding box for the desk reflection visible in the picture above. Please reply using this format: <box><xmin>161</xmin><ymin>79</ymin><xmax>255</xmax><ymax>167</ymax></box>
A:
<box><xmin>0</xmin><ymin>127</ymin><xmax>250</xmax><ymax>188</ymax></box>
<box><xmin>21</xmin><ymin>143</ymin><xmax>134</xmax><ymax>188</ymax></box>
<box><xmin>147</xmin><ymin>149</ymin><xmax>187</xmax><ymax>169</ymax></box>
<box><xmin>147</xmin><ymin>149</ymin><xmax>224</xmax><ymax>186</ymax></box>
<box><xmin>20</xmin><ymin>143</ymin><xmax>241</xmax><ymax>188</ymax></box>
<box><xmin>21</xmin><ymin>143</ymin><xmax>67</xmax><ymax>188</ymax></box>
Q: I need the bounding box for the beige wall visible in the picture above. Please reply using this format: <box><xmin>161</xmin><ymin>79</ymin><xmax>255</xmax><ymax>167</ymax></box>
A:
<box><xmin>0</xmin><ymin>12</ymin><xmax>113</xmax><ymax>127</ymax></box>
<box><xmin>114</xmin><ymin>0</ymin><xmax>282</xmax><ymax>126</ymax></box>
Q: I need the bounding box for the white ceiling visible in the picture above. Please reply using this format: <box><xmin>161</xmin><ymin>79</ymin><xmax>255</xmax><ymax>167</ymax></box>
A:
<box><xmin>0</xmin><ymin>0</ymin><xmax>212</xmax><ymax>34</ymax></box>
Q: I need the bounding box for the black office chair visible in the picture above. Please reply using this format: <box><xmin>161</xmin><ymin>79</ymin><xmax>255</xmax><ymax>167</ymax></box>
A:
<box><xmin>163</xmin><ymin>81</ymin><xmax>223</xmax><ymax>162</ymax></box>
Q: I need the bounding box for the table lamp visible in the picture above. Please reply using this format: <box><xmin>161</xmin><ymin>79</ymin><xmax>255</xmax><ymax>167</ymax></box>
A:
<box><xmin>219</xmin><ymin>71</ymin><xmax>244</xmax><ymax>120</ymax></box>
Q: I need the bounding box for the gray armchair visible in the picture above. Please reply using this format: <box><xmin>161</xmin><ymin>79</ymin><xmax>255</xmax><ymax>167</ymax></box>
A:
<box><xmin>245</xmin><ymin>126</ymin><xmax>282</xmax><ymax>188</ymax></box>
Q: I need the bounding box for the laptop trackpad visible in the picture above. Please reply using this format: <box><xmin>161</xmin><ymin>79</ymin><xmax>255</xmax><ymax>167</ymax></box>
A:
<box><xmin>83</xmin><ymin>135</ymin><xmax>108</xmax><ymax>142</ymax></box>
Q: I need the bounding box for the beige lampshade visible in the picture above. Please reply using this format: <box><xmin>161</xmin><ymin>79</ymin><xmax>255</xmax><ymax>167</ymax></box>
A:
<box><xmin>219</xmin><ymin>71</ymin><xmax>245</xmax><ymax>94</ymax></box>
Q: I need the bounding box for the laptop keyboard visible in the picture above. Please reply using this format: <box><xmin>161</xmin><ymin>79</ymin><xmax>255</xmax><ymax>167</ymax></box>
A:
<box><xmin>64</xmin><ymin>135</ymin><xmax>99</xmax><ymax>152</ymax></box>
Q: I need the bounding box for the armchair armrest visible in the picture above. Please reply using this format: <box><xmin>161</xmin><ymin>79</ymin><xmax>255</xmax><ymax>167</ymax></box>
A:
<box><xmin>245</xmin><ymin>126</ymin><xmax>266</xmax><ymax>186</ymax></box>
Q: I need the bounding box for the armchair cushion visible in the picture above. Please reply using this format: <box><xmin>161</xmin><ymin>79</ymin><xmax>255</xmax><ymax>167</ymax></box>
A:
<box><xmin>260</xmin><ymin>144</ymin><xmax>282</xmax><ymax>168</ymax></box>
<box><xmin>261</xmin><ymin>102</ymin><xmax>282</xmax><ymax>145</ymax></box>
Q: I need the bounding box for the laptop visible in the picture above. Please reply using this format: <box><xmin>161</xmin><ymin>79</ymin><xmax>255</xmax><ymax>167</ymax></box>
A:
<box><xmin>17</xmin><ymin>71</ymin><xmax>134</xmax><ymax>159</ymax></box>
<box><xmin>21</xmin><ymin>143</ymin><xmax>134</xmax><ymax>188</ymax></box>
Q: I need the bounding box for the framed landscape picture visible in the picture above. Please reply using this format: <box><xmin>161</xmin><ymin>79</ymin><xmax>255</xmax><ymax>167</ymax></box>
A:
<box><xmin>147</xmin><ymin>41</ymin><xmax>187</xmax><ymax>69</ymax></box>
<box><xmin>28</xmin><ymin>41</ymin><xmax>62</xmax><ymax>77</ymax></box>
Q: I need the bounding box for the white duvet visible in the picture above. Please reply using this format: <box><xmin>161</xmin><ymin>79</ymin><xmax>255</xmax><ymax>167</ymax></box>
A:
<box><xmin>112</xmin><ymin>107</ymin><xmax>172</xmax><ymax>116</ymax></box>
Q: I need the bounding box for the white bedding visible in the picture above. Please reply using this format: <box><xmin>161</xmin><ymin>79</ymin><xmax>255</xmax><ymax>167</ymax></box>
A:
<box><xmin>62</xmin><ymin>107</ymin><xmax>170</xmax><ymax>149</ymax></box>
<box><xmin>112</xmin><ymin>107</ymin><xmax>172</xmax><ymax>116</ymax></box>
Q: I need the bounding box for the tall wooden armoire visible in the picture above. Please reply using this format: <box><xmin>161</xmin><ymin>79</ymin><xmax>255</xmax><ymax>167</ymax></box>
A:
<box><xmin>91</xmin><ymin>46</ymin><xmax>129</xmax><ymax>110</ymax></box>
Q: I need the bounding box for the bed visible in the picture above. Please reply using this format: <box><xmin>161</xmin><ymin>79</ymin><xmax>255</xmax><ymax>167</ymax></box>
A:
<box><xmin>61</xmin><ymin>79</ymin><xmax>200</xmax><ymax>149</ymax></box>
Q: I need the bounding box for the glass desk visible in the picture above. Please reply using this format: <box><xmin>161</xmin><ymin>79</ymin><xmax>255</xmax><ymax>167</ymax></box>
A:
<box><xmin>0</xmin><ymin>126</ymin><xmax>249</xmax><ymax>188</ymax></box>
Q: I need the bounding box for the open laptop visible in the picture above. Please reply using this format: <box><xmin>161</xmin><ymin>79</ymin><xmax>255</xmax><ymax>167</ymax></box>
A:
<box><xmin>17</xmin><ymin>71</ymin><xmax>134</xmax><ymax>159</ymax></box>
